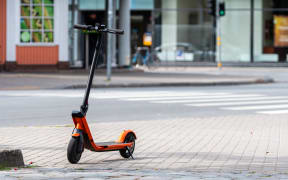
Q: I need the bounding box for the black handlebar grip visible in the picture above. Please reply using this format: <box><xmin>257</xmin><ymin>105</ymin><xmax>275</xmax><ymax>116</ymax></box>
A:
<box><xmin>74</xmin><ymin>24</ymin><xmax>124</xmax><ymax>35</ymax></box>
<box><xmin>73</xmin><ymin>24</ymin><xmax>89</xmax><ymax>30</ymax></box>
<box><xmin>107</xmin><ymin>28</ymin><xmax>124</xmax><ymax>35</ymax></box>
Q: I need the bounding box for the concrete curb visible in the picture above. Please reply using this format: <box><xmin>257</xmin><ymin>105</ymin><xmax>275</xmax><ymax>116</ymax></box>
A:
<box><xmin>148</xmin><ymin>62</ymin><xmax>288</xmax><ymax>67</ymax></box>
<box><xmin>0</xmin><ymin>149</ymin><xmax>25</xmax><ymax>167</ymax></box>
<box><xmin>64</xmin><ymin>78</ymin><xmax>274</xmax><ymax>89</ymax></box>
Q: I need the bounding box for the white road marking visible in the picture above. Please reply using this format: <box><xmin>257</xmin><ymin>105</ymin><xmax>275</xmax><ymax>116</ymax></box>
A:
<box><xmin>123</xmin><ymin>94</ymin><xmax>261</xmax><ymax>101</ymax></box>
<box><xmin>258</xmin><ymin>109</ymin><xmax>288</xmax><ymax>114</ymax></box>
<box><xmin>0</xmin><ymin>91</ymin><xmax>228</xmax><ymax>99</ymax></box>
<box><xmin>0</xmin><ymin>92</ymin><xmax>84</xmax><ymax>98</ymax></box>
<box><xmin>189</xmin><ymin>99</ymin><xmax>288</xmax><ymax>107</ymax></box>
<box><xmin>102</xmin><ymin>92</ymin><xmax>230</xmax><ymax>99</ymax></box>
<box><xmin>223</xmin><ymin>104</ymin><xmax>288</xmax><ymax>110</ymax></box>
<box><xmin>153</xmin><ymin>95</ymin><xmax>283</xmax><ymax>104</ymax></box>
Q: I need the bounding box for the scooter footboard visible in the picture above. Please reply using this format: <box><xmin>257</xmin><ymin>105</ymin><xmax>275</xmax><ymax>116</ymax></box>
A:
<box><xmin>82</xmin><ymin>133</ymin><xmax>134</xmax><ymax>152</ymax></box>
<box><xmin>71</xmin><ymin>111</ymin><xmax>135</xmax><ymax>152</ymax></box>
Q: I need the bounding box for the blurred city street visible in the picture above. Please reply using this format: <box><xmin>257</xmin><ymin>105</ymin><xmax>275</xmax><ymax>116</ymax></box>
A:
<box><xmin>2</xmin><ymin>0</ymin><xmax>288</xmax><ymax>179</ymax></box>
<box><xmin>1</xmin><ymin>67</ymin><xmax>288</xmax><ymax>179</ymax></box>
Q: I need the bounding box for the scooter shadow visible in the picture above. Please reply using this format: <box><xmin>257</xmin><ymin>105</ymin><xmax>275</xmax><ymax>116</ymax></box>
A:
<box><xmin>78</xmin><ymin>156</ymin><xmax>156</xmax><ymax>164</ymax></box>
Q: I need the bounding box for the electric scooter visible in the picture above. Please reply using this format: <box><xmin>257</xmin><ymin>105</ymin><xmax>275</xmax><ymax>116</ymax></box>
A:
<box><xmin>67</xmin><ymin>24</ymin><xmax>136</xmax><ymax>164</ymax></box>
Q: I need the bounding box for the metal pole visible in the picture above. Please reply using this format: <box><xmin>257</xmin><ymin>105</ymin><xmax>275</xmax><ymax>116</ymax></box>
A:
<box><xmin>219</xmin><ymin>14</ymin><xmax>222</xmax><ymax>68</ymax></box>
<box><xmin>111</xmin><ymin>0</ymin><xmax>117</xmax><ymax>67</ymax></box>
<box><xmin>250</xmin><ymin>0</ymin><xmax>254</xmax><ymax>63</ymax></box>
<box><xmin>151</xmin><ymin>10</ymin><xmax>155</xmax><ymax>63</ymax></box>
<box><xmin>216</xmin><ymin>0</ymin><xmax>222</xmax><ymax>68</ymax></box>
<box><xmin>107</xmin><ymin>0</ymin><xmax>115</xmax><ymax>80</ymax></box>
<box><xmin>70</xmin><ymin>0</ymin><xmax>75</xmax><ymax>64</ymax></box>
<box><xmin>119</xmin><ymin>0</ymin><xmax>131</xmax><ymax>67</ymax></box>
<box><xmin>85</xmin><ymin>33</ymin><xmax>89</xmax><ymax>70</ymax></box>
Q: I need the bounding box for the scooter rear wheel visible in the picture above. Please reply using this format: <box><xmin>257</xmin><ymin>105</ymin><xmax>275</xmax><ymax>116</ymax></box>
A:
<box><xmin>67</xmin><ymin>136</ymin><xmax>84</xmax><ymax>164</ymax></box>
<box><xmin>119</xmin><ymin>133</ymin><xmax>136</xmax><ymax>158</ymax></box>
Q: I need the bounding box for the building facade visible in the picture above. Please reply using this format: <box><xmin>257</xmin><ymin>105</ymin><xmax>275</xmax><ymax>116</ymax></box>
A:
<box><xmin>0</xmin><ymin>0</ymin><xmax>69</xmax><ymax>71</ymax></box>
<box><xmin>1</xmin><ymin>0</ymin><xmax>288</xmax><ymax>71</ymax></box>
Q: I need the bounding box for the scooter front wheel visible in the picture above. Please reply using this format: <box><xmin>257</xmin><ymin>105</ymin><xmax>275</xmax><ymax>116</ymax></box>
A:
<box><xmin>67</xmin><ymin>135</ymin><xmax>84</xmax><ymax>164</ymax></box>
<box><xmin>119</xmin><ymin>132</ymin><xmax>136</xmax><ymax>158</ymax></box>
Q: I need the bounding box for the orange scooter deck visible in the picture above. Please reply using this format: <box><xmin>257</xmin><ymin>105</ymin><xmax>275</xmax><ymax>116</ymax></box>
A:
<box><xmin>72</xmin><ymin>111</ymin><xmax>135</xmax><ymax>152</ymax></box>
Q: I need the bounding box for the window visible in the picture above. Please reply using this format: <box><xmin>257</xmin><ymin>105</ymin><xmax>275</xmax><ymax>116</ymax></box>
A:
<box><xmin>20</xmin><ymin>0</ymin><xmax>54</xmax><ymax>43</ymax></box>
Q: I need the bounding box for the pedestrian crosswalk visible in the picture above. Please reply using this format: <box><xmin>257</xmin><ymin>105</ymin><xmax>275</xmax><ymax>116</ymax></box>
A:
<box><xmin>1</xmin><ymin>90</ymin><xmax>288</xmax><ymax>115</ymax></box>
<box><xmin>94</xmin><ymin>91</ymin><xmax>288</xmax><ymax>115</ymax></box>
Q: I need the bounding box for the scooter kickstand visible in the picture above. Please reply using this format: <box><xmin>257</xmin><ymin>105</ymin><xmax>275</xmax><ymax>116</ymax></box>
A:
<box><xmin>126</xmin><ymin>147</ymin><xmax>134</xmax><ymax>160</ymax></box>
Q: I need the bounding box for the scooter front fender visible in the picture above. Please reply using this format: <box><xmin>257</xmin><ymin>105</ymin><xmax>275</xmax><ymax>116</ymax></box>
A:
<box><xmin>71</xmin><ymin>129</ymin><xmax>84</xmax><ymax>153</ymax></box>
<box><xmin>72</xmin><ymin>128</ymin><xmax>83</xmax><ymax>137</ymax></box>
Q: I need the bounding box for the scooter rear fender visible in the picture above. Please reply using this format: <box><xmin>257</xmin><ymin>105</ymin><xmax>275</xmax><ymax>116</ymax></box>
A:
<box><xmin>117</xmin><ymin>130</ymin><xmax>137</xmax><ymax>143</ymax></box>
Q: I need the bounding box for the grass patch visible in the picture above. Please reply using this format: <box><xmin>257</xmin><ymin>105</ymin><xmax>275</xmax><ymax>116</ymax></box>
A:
<box><xmin>76</xmin><ymin>168</ymin><xmax>85</xmax><ymax>171</ymax></box>
<box><xmin>23</xmin><ymin>164</ymin><xmax>40</xmax><ymax>169</ymax></box>
<box><xmin>262</xmin><ymin>174</ymin><xmax>273</xmax><ymax>178</ymax></box>
<box><xmin>62</xmin><ymin>124</ymin><xmax>74</xmax><ymax>127</ymax></box>
<box><xmin>50</xmin><ymin>124</ymin><xmax>74</xmax><ymax>128</ymax></box>
<box><xmin>0</xmin><ymin>165</ymin><xmax>11</xmax><ymax>171</ymax></box>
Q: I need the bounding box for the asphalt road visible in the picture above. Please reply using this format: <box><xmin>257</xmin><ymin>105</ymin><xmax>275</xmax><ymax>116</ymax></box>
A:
<box><xmin>1</xmin><ymin>81</ymin><xmax>288</xmax><ymax>127</ymax></box>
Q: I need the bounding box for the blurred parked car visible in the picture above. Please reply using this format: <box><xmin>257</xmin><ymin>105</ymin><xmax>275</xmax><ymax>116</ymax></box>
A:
<box><xmin>152</xmin><ymin>43</ymin><xmax>215</xmax><ymax>62</ymax></box>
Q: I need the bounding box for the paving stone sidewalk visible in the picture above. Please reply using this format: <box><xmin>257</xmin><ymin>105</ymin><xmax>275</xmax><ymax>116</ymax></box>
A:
<box><xmin>1</xmin><ymin>114</ymin><xmax>288</xmax><ymax>179</ymax></box>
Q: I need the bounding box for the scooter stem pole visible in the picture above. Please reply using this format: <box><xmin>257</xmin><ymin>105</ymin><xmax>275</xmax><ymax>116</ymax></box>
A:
<box><xmin>81</xmin><ymin>33</ymin><xmax>103</xmax><ymax>115</ymax></box>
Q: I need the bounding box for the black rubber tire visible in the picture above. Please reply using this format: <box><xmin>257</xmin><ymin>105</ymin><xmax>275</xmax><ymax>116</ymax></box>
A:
<box><xmin>67</xmin><ymin>136</ymin><xmax>83</xmax><ymax>164</ymax></box>
<box><xmin>119</xmin><ymin>133</ymin><xmax>136</xmax><ymax>158</ymax></box>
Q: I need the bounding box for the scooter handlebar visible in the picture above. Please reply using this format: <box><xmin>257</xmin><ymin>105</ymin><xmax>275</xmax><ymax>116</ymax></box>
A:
<box><xmin>73</xmin><ymin>24</ymin><xmax>124</xmax><ymax>35</ymax></box>
<box><xmin>106</xmin><ymin>28</ymin><xmax>124</xmax><ymax>35</ymax></box>
<box><xmin>73</xmin><ymin>24</ymin><xmax>93</xmax><ymax>30</ymax></box>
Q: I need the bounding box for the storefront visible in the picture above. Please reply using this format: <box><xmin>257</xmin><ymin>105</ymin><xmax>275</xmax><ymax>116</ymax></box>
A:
<box><xmin>152</xmin><ymin>0</ymin><xmax>288</xmax><ymax>64</ymax></box>
<box><xmin>0</xmin><ymin>0</ymin><xmax>69</xmax><ymax>71</ymax></box>
<box><xmin>260</xmin><ymin>0</ymin><xmax>288</xmax><ymax>62</ymax></box>
<box><xmin>69</xmin><ymin>0</ymin><xmax>154</xmax><ymax>68</ymax></box>
<box><xmin>220</xmin><ymin>0</ymin><xmax>288</xmax><ymax>63</ymax></box>
<box><xmin>152</xmin><ymin>0</ymin><xmax>215</xmax><ymax>64</ymax></box>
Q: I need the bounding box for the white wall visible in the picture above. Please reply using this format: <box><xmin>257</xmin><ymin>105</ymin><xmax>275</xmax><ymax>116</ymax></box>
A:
<box><xmin>220</xmin><ymin>0</ymin><xmax>251</xmax><ymax>62</ymax></box>
<box><xmin>220</xmin><ymin>0</ymin><xmax>263</xmax><ymax>62</ymax></box>
<box><xmin>254</xmin><ymin>2</ymin><xmax>264</xmax><ymax>62</ymax></box>
<box><xmin>161</xmin><ymin>0</ymin><xmax>177</xmax><ymax>47</ymax></box>
<box><xmin>6</xmin><ymin>0</ymin><xmax>18</xmax><ymax>62</ymax></box>
<box><xmin>55</xmin><ymin>0</ymin><xmax>69</xmax><ymax>62</ymax></box>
